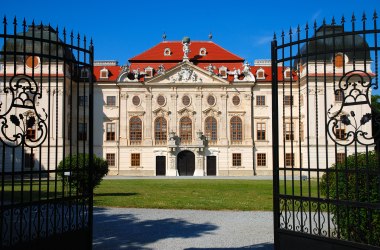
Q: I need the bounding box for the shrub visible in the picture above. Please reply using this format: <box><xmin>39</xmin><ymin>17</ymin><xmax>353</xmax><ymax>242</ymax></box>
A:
<box><xmin>58</xmin><ymin>154</ymin><xmax>109</xmax><ymax>194</ymax></box>
<box><xmin>320</xmin><ymin>151</ymin><xmax>380</xmax><ymax>246</ymax></box>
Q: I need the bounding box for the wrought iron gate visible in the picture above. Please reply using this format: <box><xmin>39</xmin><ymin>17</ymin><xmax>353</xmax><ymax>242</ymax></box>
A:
<box><xmin>0</xmin><ymin>17</ymin><xmax>94</xmax><ymax>249</ymax></box>
<box><xmin>272</xmin><ymin>11</ymin><xmax>380</xmax><ymax>250</ymax></box>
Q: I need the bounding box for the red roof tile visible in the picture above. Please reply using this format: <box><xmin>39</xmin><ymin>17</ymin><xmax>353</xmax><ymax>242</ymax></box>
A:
<box><xmin>94</xmin><ymin>65</ymin><xmax>121</xmax><ymax>81</ymax></box>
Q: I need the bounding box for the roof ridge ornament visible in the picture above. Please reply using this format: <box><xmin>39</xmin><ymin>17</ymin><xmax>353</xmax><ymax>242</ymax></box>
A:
<box><xmin>182</xmin><ymin>36</ymin><xmax>191</xmax><ymax>61</ymax></box>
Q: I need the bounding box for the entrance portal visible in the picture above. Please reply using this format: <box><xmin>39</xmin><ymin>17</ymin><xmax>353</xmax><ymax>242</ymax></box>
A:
<box><xmin>177</xmin><ymin>150</ymin><xmax>195</xmax><ymax>176</ymax></box>
<box><xmin>207</xmin><ymin>156</ymin><xmax>216</xmax><ymax>176</ymax></box>
<box><xmin>156</xmin><ymin>156</ymin><xmax>166</xmax><ymax>176</ymax></box>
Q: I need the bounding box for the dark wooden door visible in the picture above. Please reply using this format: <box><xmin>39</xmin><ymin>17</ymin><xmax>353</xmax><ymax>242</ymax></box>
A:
<box><xmin>207</xmin><ymin>156</ymin><xmax>216</xmax><ymax>176</ymax></box>
<box><xmin>177</xmin><ymin>150</ymin><xmax>195</xmax><ymax>176</ymax></box>
<box><xmin>156</xmin><ymin>156</ymin><xmax>166</xmax><ymax>176</ymax></box>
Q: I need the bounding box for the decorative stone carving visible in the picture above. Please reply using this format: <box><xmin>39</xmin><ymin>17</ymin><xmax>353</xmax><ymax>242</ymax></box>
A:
<box><xmin>202</xmin><ymin>107</ymin><xmax>221</xmax><ymax>117</ymax></box>
<box><xmin>170</xmin><ymin>64</ymin><xmax>203</xmax><ymax>83</ymax></box>
<box><xmin>228</xmin><ymin>111</ymin><xmax>246</xmax><ymax>117</ymax></box>
<box><xmin>177</xmin><ymin>107</ymin><xmax>195</xmax><ymax>117</ymax></box>
<box><xmin>128</xmin><ymin>111</ymin><xmax>145</xmax><ymax>117</ymax></box>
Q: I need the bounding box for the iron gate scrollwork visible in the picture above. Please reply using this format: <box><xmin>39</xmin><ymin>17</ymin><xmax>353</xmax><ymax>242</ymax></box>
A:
<box><xmin>0</xmin><ymin>17</ymin><xmax>94</xmax><ymax>249</ymax></box>
<box><xmin>272</xmin><ymin>11</ymin><xmax>380</xmax><ymax>250</ymax></box>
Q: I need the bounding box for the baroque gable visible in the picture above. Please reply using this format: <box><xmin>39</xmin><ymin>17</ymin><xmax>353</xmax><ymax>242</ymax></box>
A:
<box><xmin>202</xmin><ymin>107</ymin><xmax>221</xmax><ymax>117</ymax></box>
<box><xmin>153</xmin><ymin>107</ymin><xmax>171</xmax><ymax>117</ymax></box>
<box><xmin>177</xmin><ymin>107</ymin><xmax>195</xmax><ymax>116</ymax></box>
<box><xmin>145</xmin><ymin>61</ymin><xmax>230</xmax><ymax>85</ymax></box>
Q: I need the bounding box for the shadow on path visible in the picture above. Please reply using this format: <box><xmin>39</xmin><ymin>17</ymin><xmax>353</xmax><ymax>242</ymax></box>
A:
<box><xmin>93</xmin><ymin>207</ymin><xmax>218</xmax><ymax>249</ymax></box>
<box><xmin>185</xmin><ymin>242</ymin><xmax>274</xmax><ymax>249</ymax></box>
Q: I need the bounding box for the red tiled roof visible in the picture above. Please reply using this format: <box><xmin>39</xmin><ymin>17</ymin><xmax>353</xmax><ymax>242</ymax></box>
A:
<box><xmin>129</xmin><ymin>41</ymin><xmax>244</xmax><ymax>62</ymax></box>
<box><xmin>94</xmin><ymin>65</ymin><xmax>121</xmax><ymax>81</ymax></box>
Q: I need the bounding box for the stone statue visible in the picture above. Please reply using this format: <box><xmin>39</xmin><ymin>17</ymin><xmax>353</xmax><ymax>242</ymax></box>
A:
<box><xmin>157</xmin><ymin>64</ymin><xmax>165</xmax><ymax>75</ymax></box>
<box><xmin>182</xmin><ymin>37</ymin><xmax>191</xmax><ymax>60</ymax></box>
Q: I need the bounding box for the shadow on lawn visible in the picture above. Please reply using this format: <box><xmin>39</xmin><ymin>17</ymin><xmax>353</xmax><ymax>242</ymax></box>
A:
<box><xmin>93</xmin><ymin>207</ymin><xmax>218</xmax><ymax>249</ymax></box>
<box><xmin>94</xmin><ymin>192</ymin><xmax>139</xmax><ymax>197</ymax></box>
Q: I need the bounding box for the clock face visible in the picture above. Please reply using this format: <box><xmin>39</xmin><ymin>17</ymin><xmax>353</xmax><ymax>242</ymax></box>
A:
<box><xmin>26</xmin><ymin>56</ymin><xmax>40</xmax><ymax>68</ymax></box>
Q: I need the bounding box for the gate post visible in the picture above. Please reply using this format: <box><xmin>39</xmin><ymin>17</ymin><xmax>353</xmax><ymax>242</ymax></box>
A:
<box><xmin>271</xmin><ymin>38</ymin><xmax>280</xmax><ymax>250</ymax></box>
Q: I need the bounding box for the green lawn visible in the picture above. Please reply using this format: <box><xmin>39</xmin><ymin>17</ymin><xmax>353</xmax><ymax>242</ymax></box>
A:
<box><xmin>94</xmin><ymin>179</ymin><xmax>319</xmax><ymax>211</ymax></box>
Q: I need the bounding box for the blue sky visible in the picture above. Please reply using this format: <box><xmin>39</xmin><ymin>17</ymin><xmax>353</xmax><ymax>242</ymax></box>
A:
<box><xmin>1</xmin><ymin>0</ymin><xmax>378</xmax><ymax>65</ymax></box>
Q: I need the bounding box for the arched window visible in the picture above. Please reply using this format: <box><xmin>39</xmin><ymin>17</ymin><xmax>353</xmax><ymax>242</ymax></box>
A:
<box><xmin>154</xmin><ymin>117</ymin><xmax>167</xmax><ymax>144</ymax></box>
<box><xmin>180</xmin><ymin>117</ymin><xmax>192</xmax><ymax>144</ymax></box>
<box><xmin>205</xmin><ymin>116</ymin><xmax>217</xmax><ymax>143</ymax></box>
<box><xmin>129</xmin><ymin>116</ymin><xmax>142</xmax><ymax>144</ymax></box>
<box><xmin>230</xmin><ymin>116</ymin><xmax>242</xmax><ymax>143</ymax></box>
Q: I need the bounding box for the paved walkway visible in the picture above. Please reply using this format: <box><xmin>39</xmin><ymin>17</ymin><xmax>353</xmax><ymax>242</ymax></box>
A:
<box><xmin>93</xmin><ymin>207</ymin><xmax>274</xmax><ymax>250</ymax></box>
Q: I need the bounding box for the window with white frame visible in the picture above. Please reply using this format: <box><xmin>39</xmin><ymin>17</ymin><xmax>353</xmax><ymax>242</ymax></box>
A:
<box><xmin>257</xmin><ymin>123</ymin><xmax>266</xmax><ymax>140</ymax></box>
<box><xmin>232</xmin><ymin>153</ymin><xmax>241</xmax><ymax>167</ymax></box>
<box><xmin>284</xmin><ymin>68</ymin><xmax>292</xmax><ymax>79</ymax></box>
<box><xmin>219</xmin><ymin>66</ymin><xmax>227</xmax><ymax>78</ymax></box>
<box><xmin>257</xmin><ymin>153</ymin><xmax>266</xmax><ymax>167</ymax></box>
<box><xmin>106</xmin><ymin>96</ymin><xmax>116</xmax><ymax>106</ymax></box>
<box><xmin>199</xmin><ymin>48</ymin><xmax>207</xmax><ymax>56</ymax></box>
<box><xmin>256</xmin><ymin>95</ymin><xmax>265</xmax><ymax>106</ymax></box>
<box><xmin>256</xmin><ymin>68</ymin><xmax>265</xmax><ymax>79</ymax></box>
<box><xmin>100</xmin><ymin>68</ymin><xmax>109</xmax><ymax>79</ymax></box>
<box><xmin>285</xmin><ymin>123</ymin><xmax>295</xmax><ymax>141</ymax></box>
<box><xmin>285</xmin><ymin>153</ymin><xmax>294</xmax><ymax>167</ymax></box>
<box><xmin>131</xmin><ymin>153</ymin><xmax>140</xmax><ymax>167</ymax></box>
<box><xmin>106</xmin><ymin>123</ymin><xmax>116</xmax><ymax>141</ymax></box>
<box><xmin>145</xmin><ymin>67</ymin><xmax>153</xmax><ymax>78</ymax></box>
<box><xmin>106</xmin><ymin>153</ymin><xmax>115</xmax><ymax>167</ymax></box>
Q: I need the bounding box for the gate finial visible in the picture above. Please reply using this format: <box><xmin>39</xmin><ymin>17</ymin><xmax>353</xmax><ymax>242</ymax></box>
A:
<box><xmin>331</xmin><ymin>17</ymin><xmax>336</xmax><ymax>25</ymax></box>
<box><xmin>373</xmin><ymin>10</ymin><xmax>378</xmax><ymax>20</ymax></box>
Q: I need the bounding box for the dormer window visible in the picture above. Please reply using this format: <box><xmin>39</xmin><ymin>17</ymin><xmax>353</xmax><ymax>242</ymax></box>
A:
<box><xmin>199</xmin><ymin>48</ymin><xmax>207</xmax><ymax>56</ymax></box>
<box><xmin>256</xmin><ymin>68</ymin><xmax>265</xmax><ymax>79</ymax></box>
<box><xmin>80</xmin><ymin>68</ymin><xmax>89</xmax><ymax>78</ymax></box>
<box><xmin>284</xmin><ymin>68</ymin><xmax>292</xmax><ymax>79</ymax></box>
<box><xmin>219</xmin><ymin>66</ymin><xmax>227</xmax><ymax>78</ymax></box>
<box><xmin>145</xmin><ymin>67</ymin><xmax>153</xmax><ymax>78</ymax></box>
<box><xmin>334</xmin><ymin>53</ymin><xmax>345</xmax><ymax>68</ymax></box>
<box><xmin>164</xmin><ymin>48</ymin><xmax>171</xmax><ymax>56</ymax></box>
<box><xmin>100</xmin><ymin>68</ymin><xmax>109</xmax><ymax>79</ymax></box>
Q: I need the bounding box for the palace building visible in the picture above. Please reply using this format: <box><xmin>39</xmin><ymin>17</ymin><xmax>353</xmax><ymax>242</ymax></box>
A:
<box><xmin>0</xmin><ymin>25</ymin><xmax>374</xmax><ymax>176</ymax></box>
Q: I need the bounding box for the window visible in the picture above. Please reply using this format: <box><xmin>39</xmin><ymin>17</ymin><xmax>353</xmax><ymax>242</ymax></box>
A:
<box><xmin>207</xmin><ymin>95</ymin><xmax>216</xmax><ymax>106</ymax></box>
<box><xmin>79</xmin><ymin>96</ymin><xmax>88</xmax><ymax>106</ymax></box>
<box><xmin>256</xmin><ymin>69</ymin><xmax>265</xmax><ymax>79</ymax></box>
<box><xmin>106</xmin><ymin>153</ymin><xmax>115</xmax><ymax>167</ymax></box>
<box><xmin>106</xmin><ymin>123</ymin><xmax>116</xmax><ymax>141</ymax></box>
<box><xmin>257</xmin><ymin>123</ymin><xmax>266</xmax><ymax>140</ymax></box>
<box><xmin>106</xmin><ymin>96</ymin><xmax>116</xmax><ymax>106</ymax></box>
<box><xmin>336</xmin><ymin>153</ymin><xmax>345</xmax><ymax>164</ymax></box>
<box><xmin>132</xmin><ymin>96</ymin><xmax>141</xmax><ymax>106</ymax></box>
<box><xmin>232</xmin><ymin>95</ymin><xmax>240</xmax><ymax>106</ymax></box>
<box><xmin>129</xmin><ymin>117</ymin><xmax>142</xmax><ymax>144</ymax></box>
<box><xmin>284</xmin><ymin>95</ymin><xmax>293</xmax><ymax>106</ymax></box>
<box><xmin>334</xmin><ymin>54</ymin><xmax>344</xmax><ymax>68</ymax></box>
<box><xmin>285</xmin><ymin>123</ymin><xmax>294</xmax><ymax>141</ymax></box>
<box><xmin>199</xmin><ymin>48</ymin><xmax>207</xmax><ymax>56</ymax></box>
<box><xmin>157</xmin><ymin>95</ymin><xmax>166</xmax><ymax>106</ymax></box>
<box><xmin>26</xmin><ymin>56</ymin><xmax>40</xmax><ymax>69</ymax></box>
<box><xmin>232</xmin><ymin>153</ymin><xmax>241</xmax><ymax>167</ymax></box>
<box><xmin>219</xmin><ymin>66</ymin><xmax>227</xmax><ymax>78</ymax></box>
<box><xmin>164</xmin><ymin>48</ymin><xmax>171</xmax><ymax>56</ymax></box>
<box><xmin>78</xmin><ymin>123</ymin><xmax>87</xmax><ymax>141</ymax></box>
<box><xmin>182</xmin><ymin>95</ymin><xmax>191</xmax><ymax>106</ymax></box>
<box><xmin>335</xmin><ymin>128</ymin><xmax>345</xmax><ymax>140</ymax></box>
<box><xmin>257</xmin><ymin>153</ymin><xmax>266</xmax><ymax>167</ymax></box>
<box><xmin>256</xmin><ymin>95</ymin><xmax>265</xmax><ymax>106</ymax></box>
<box><xmin>100</xmin><ymin>68</ymin><xmax>108</xmax><ymax>79</ymax></box>
<box><xmin>285</xmin><ymin>153</ymin><xmax>294</xmax><ymax>167</ymax></box>
<box><xmin>284</xmin><ymin>69</ymin><xmax>292</xmax><ymax>79</ymax></box>
<box><xmin>230</xmin><ymin>116</ymin><xmax>242</xmax><ymax>142</ymax></box>
<box><xmin>145</xmin><ymin>67</ymin><xmax>153</xmax><ymax>78</ymax></box>
<box><xmin>335</xmin><ymin>90</ymin><xmax>344</xmax><ymax>102</ymax></box>
<box><xmin>180</xmin><ymin>117</ymin><xmax>192</xmax><ymax>143</ymax></box>
<box><xmin>205</xmin><ymin>117</ymin><xmax>217</xmax><ymax>143</ymax></box>
<box><xmin>154</xmin><ymin>117</ymin><xmax>167</xmax><ymax>144</ymax></box>
<box><xmin>131</xmin><ymin>153</ymin><xmax>140</xmax><ymax>167</ymax></box>
<box><xmin>26</xmin><ymin>124</ymin><xmax>36</xmax><ymax>140</ymax></box>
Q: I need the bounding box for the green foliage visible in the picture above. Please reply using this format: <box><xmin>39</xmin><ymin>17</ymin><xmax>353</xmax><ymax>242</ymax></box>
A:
<box><xmin>320</xmin><ymin>151</ymin><xmax>380</xmax><ymax>246</ymax></box>
<box><xmin>58</xmin><ymin>154</ymin><xmax>109</xmax><ymax>194</ymax></box>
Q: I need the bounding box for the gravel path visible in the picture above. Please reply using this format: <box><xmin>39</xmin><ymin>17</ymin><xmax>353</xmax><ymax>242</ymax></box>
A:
<box><xmin>93</xmin><ymin>207</ymin><xmax>274</xmax><ymax>250</ymax></box>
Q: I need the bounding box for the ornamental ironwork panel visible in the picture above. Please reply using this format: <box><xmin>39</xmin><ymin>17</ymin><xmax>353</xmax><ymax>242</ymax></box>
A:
<box><xmin>272</xmin><ymin>11</ymin><xmax>380</xmax><ymax>250</ymax></box>
<box><xmin>0</xmin><ymin>17</ymin><xmax>94</xmax><ymax>250</ymax></box>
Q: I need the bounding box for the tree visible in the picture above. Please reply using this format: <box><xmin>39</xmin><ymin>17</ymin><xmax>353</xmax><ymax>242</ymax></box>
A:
<box><xmin>320</xmin><ymin>151</ymin><xmax>380</xmax><ymax>246</ymax></box>
<box><xmin>58</xmin><ymin>154</ymin><xmax>109</xmax><ymax>194</ymax></box>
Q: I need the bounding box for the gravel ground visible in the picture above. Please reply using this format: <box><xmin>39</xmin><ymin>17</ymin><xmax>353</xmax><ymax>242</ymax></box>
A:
<box><xmin>93</xmin><ymin>207</ymin><xmax>274</xmax><ymax>250</ymax></box>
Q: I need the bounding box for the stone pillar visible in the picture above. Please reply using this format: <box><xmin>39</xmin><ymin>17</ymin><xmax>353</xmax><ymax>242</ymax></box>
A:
<box><xmin>195</xmin><ymin>92</ymin><xmax>202</xmax><ymax>133</ymax></box>
<box><xmin>219</xmin><ymin>93</ymin><xmax>228</xmax><ymax>144</ymax></box>
<box><xmin>244</xmin><ymin>93</ymin><xmax>252</xmax><ymax>144</ymax></box>
<box><xmin>166</xmin><ymin>150</ymin><xmax>178</xmax><ymax>176</ymax></box>
<box><xmin>170</xmin><ymin>92</ymin><xmax>177</xmax><ymax>134</ymax></box>
<box><xmin>144</xmin><ymin>93</ymin><xmax>153</xmax><ymax>145</ymax></box>
<box><xmin>119</xmin><ymin>92</ymin><xmax>128</xmax><ymax>145</ymax></box>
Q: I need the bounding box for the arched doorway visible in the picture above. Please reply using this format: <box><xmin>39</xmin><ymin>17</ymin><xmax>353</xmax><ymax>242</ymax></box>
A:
<box><xmin>177</xmin><ymin>150</ymin><xmax>195</xmax><ymax>176</ymax></box>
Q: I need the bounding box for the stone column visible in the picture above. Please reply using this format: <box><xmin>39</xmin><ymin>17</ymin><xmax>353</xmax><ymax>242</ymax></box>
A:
<box><xmin>144</xmin><ymin>93</ymin><xmax>153</xmax><ymax>145</ymax></box>
<box><xmin>219</xmin><ymin>93</ymin><xmax>228</xmax><ymax>144</ymax></box>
